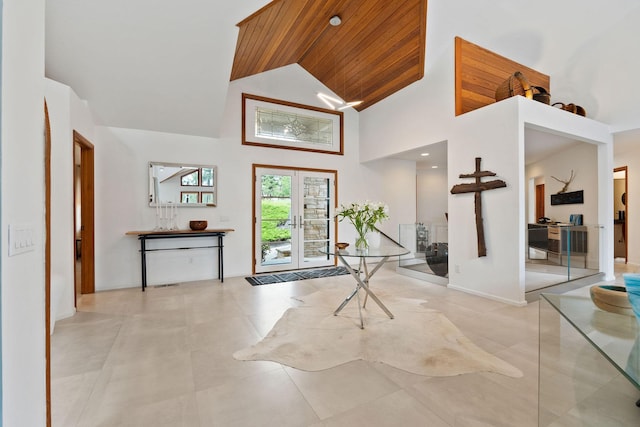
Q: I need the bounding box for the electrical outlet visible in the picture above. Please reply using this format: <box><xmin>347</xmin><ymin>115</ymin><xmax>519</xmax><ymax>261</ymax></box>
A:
<box><xmin>454</xmin><ymin>264</ymin><xmax>460</xmax><ymax>274</ymax></box>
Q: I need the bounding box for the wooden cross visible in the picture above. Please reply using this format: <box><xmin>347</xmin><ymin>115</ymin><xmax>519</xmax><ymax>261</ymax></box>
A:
<box><xmin>450</xmin><ymin>157</ymin><xmax>507</xmax><ymax>257</ymax></box>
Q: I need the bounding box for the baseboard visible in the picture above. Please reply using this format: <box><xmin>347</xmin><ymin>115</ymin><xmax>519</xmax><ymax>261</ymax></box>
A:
<box><xmin>447</xmin><ymin>283</ymin><xmax>528</xmax><ymax>307</ymax></box>
<box><xmin>56</xmin><ymin>307</ymin><xmax>76</xmax><ymax>321</ymax></box>
<box><xmin>395</xmin><ymin>266</ymin><xmax>448</xmax><ymax>286</ymax></box>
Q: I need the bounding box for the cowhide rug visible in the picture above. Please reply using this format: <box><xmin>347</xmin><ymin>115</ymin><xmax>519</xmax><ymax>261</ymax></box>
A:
<box><xmin>233</xmin><ymin>289</ymin><xmax>523</xmax><ymax>378</ymax></box>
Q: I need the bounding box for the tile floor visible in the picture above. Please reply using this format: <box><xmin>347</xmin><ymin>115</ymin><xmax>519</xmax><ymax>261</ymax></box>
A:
<box><xmin>52</xmin><ymin>262</ymin><xmax>639</xmax><ymax>426</ymax></box>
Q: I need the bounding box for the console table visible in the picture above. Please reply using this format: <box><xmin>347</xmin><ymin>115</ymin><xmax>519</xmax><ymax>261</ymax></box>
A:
<box><xmin>125</xmin><ymin>229</ymin><xmax>234</xmax><ymax>291</ymax></box>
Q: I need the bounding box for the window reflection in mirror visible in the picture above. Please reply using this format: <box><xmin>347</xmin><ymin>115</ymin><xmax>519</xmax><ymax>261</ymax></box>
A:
<box><xmin>181</xmin><ymin>170</ymin><xmax>199</xmax><ymax>186</ymax></box>
<box><xmin>149</xmin><ymin>162</ymin><xmax>217</xmax><ymax>207</ymax></box>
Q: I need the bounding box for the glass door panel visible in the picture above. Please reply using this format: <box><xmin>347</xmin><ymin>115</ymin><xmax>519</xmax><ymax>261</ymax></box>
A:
<box><xmin>256</xmin><ymin>169</ymin><xmax>296</xmax><ymax>273</ymax></box>
<box><xmin>255</xmin><ymin>168</ymin><xmax>335</xmax><ymax>273</ymax></box>
<box><xmin>300</xmin><ymin>173</ymin><xmax>334</xmax><ymax>268</ymax></box>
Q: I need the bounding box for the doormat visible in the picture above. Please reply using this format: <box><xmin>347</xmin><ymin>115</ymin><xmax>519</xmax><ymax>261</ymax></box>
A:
<box><xmin>245</xmin><ymin>266</ymin><xmax>351</xmax><ymax>286</ymax></box>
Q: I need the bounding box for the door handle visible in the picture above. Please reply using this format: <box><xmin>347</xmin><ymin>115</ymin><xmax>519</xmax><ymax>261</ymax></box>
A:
<box><xmin>291</xmin><ymin>216</ymin><xmax>296</xmax><ymax>228</ymax></box>
<box><xmin>300</xmin><ymin>215</ymin><xmax>304</xmax><ymax>229</ymax></box>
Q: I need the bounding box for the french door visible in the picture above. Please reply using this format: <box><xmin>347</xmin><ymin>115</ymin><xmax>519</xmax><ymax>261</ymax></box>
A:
<box><xmin>254</xmin><ymin>166</ymin><xmax>336</xmax><ymax>274</ymax></box>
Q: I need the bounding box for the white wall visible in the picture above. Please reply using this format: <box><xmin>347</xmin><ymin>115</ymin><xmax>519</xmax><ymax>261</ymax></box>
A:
<box><xmin>417</xmin><ymin>166</ymin><xmax>448</xmax><ymax>225</ymax></box>
<box><xmin>56</xmin><ymin>64</ymin><xmax>418</xmax><ymax>290</ymax></box>
<box><xmin>1</xmin><ymin>0</ymin><xmax>47</xmax><ymax>425</ymax></box>
<box><xmin>563</xmin><ymin>5</ymin><xmax>640</xmax><ymax>132</ymax></box>
<box><xmin>45</xmin><ymin>78</ymin><xmax>96</xmax><ymax>322</ymax></box>
<box><xmin>446</xmin><ymin>99</ymin><xmax>523</xmax><ymax>304</ymax></box>
<box><xmin>615</xmin><ymin>139</ymin><xmax>640</xmax><ymax>265</ymax></box>
<box><xmin>447</xmin><ymin>98</ymin><xmax>612</xmax><ymax>304</ymax></box>
<box><xmin>526</xmin><ymin>142</ymin><xmax>599</xmax><ymax>225</ymax></box>
<box><xmin>362</xmin><ymin>158</ymin><xmax>418</xmax><ymax>236</ymax></box>
<box><xmin>95</xmin><ymin>126</ymin><xmax>237</xmax><ymax>289</ymax></box>
<box><xmin>358</xmin><ymin>37</ymin><xmax>454</xmax><ymax>163</ymax></box>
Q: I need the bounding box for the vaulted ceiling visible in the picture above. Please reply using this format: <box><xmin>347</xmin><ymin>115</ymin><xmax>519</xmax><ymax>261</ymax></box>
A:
<box><xmin>231</xmin><ymin>0</ymin><xmax>427</xmax><ymax>111</ymax></box>
<box><xmin>45</xmin><ymin>0</ymin><xmax>640</xmax><ymax>139</ymax></box>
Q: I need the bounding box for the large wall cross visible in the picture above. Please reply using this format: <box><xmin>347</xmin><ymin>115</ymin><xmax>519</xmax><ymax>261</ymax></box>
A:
<box><xmin>450</xmin><ymin>157</ymin><xmax>507</xmax><ymax>257</ymax></box>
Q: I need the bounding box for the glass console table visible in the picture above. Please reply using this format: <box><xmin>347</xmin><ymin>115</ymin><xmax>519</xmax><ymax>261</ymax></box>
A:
<box><xmin>320</xmin><ymin>243</ymin><xmax>409</xmax><ymax>329</ymax></box>
<box><xmin>540</xmin><ymin>292</ymin><xmax>640</xmax><ymax>425</ymax></box>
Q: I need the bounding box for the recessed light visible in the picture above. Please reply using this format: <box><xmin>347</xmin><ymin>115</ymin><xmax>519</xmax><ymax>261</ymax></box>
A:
<box><xmin>431</xmin><ymin>165</ymin><xmax>438</xmax><ymax>169</ymax></box>
<box><xmin>329</xmin><ymin>15</ymin><xmax>342</xmax><ymax>26</ymax></box>
<box><xmin>420</xmin><ymin>153</ymin><xmax>430</xmax><ymax>157</ymax></box>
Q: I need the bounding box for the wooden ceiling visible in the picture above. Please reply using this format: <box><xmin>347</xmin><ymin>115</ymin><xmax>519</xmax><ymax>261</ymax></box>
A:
<box><xmin>230</xmin><ymin>0</ymin><xmax>427</xmax><ymax>111</ymax></box>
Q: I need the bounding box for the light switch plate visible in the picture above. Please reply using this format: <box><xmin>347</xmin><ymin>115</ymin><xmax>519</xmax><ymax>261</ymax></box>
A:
<box><xmin>8</xmin><ymin>224</ymin><xmax>35</xmax><ymax>256</ymax></box>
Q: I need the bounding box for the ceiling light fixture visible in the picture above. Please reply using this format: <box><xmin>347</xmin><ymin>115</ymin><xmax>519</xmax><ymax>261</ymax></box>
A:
<box><xmin>317</xmin><ymin>92</ymin><xmax>363</xmax><ymax>111</ymax></box>
<box><xmin>317</xmin><ymin>92</ymin><xmax>343</xmax><ymax>109</ymax></box>
<box><xmin>318</xmin><ymin>16</ymin><xmax>364</xmax><ymax>111</ymax></box>
<box><xmin>421</xmin><ymin>153</ymin><xmax>430</xmax><ymax>157</ymax></box>
<box><xmin>338</xmin><ymin>101</ymin><xmax>363</xmax><ymax>110</ymax></box>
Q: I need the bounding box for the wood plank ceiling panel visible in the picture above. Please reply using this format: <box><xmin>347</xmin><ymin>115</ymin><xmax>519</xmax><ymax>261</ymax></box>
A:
<box><xmin>267</xmin><ymin>1</ymin><xmax>349</xmax><ymax>70</ymax></box>
<box><xmin>230</xmin><ymin>0</ymin><xmax>427</xmax><ymax>112</ymax></box>
<box><xmin>455</xmin><ymin>37</ymin><xmax>551</xmax><ymax>116</ymax></box>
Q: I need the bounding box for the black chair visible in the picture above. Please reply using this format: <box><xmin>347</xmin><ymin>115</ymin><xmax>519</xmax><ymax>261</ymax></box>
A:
<box><xmin>425</xmin><ymin>242</ymin><xmax>448</xmax><ymax>277</ymax></box>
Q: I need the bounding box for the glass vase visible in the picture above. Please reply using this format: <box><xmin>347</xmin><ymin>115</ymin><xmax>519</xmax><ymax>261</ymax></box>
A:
<box><xmin>355</xmin><ymin>228</ymin><xmax>369</xmax><ymax>251</ymax></box>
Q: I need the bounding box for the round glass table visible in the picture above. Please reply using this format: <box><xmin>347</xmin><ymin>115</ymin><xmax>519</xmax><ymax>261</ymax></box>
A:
<box><xmin>320</xmin><ymin>243</ymin><xmax>409</xmax><ymax>329</ymax></box>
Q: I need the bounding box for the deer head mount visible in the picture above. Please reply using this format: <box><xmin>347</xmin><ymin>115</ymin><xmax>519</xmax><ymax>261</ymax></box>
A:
<box><xmin>551</xmin><ymin>170</ymin><xmax>575</xmax><ymax>194</ymax></box>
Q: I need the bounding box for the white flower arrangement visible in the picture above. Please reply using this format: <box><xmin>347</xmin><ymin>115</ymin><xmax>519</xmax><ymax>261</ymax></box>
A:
<box><xmin>335</xmin><ymin>201</ymin><xmax>389</xmax><ymax>249</ymax></box>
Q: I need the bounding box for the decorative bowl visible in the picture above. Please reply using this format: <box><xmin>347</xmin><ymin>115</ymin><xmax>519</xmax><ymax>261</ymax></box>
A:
<box><xmin>335</xmin><ymin>242</ymin><xmax>349</xmax><ymax>250</ymax></box>
<box><xmin>189</xmin><ymin>220</ymin><xmax>208</xmax><ymax>231</ymax></box>
<box><xmin>623</xmin><ymin>273</ymin><xmax>640</xmax><ymax>324</ymax></box>
<box><xmin>589</xmin><ymin>285</ymin><xmax>634</xmax><ymax>316</ymax></box>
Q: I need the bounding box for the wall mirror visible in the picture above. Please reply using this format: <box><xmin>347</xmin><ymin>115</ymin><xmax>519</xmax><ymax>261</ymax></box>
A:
<box><xmin>149</xmin><ymin>162</ymin><xmax>217</xmax><ymax>207</ymax></box>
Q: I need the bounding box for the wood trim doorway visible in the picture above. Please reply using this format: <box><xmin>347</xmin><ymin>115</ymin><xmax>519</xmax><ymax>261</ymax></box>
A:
<box><xmin>614</xmin><ymin>166</ymin><xmax>628</xmax><ymax>264</ymax></box>
<box><xmin>73</xmin><ymin>131</ymin><xmax>95</xmax><ymax>297</ymax></box>
<box><xmin>45</xmin><ymin>100</ymin><xmax>52</xmax><ymax>427</ymax></box>
<box><xmin>252</xmin><ymin>164</ymin><xmax>338</xmax><ymax>275</ymax></box>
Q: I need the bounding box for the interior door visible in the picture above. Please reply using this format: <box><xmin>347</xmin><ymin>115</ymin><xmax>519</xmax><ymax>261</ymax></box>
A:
<box><xmin>254</xmin><ymin>167</ymin><xmax>335</xmax><ymax>274</ymax></box>
<box><xmin>614</xmin><ymin>166</ymin><xmax>628</xmax><ymax>263</ymax></box>
<box><xmin>535</xmin><ymin>184</ymin><xmax>545</xmax><ymax>220</ymax></box>
<box><xmin>73</xmin><ymin>131</ymin><xmax>95</xmax><ymax>296</ymax></box>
